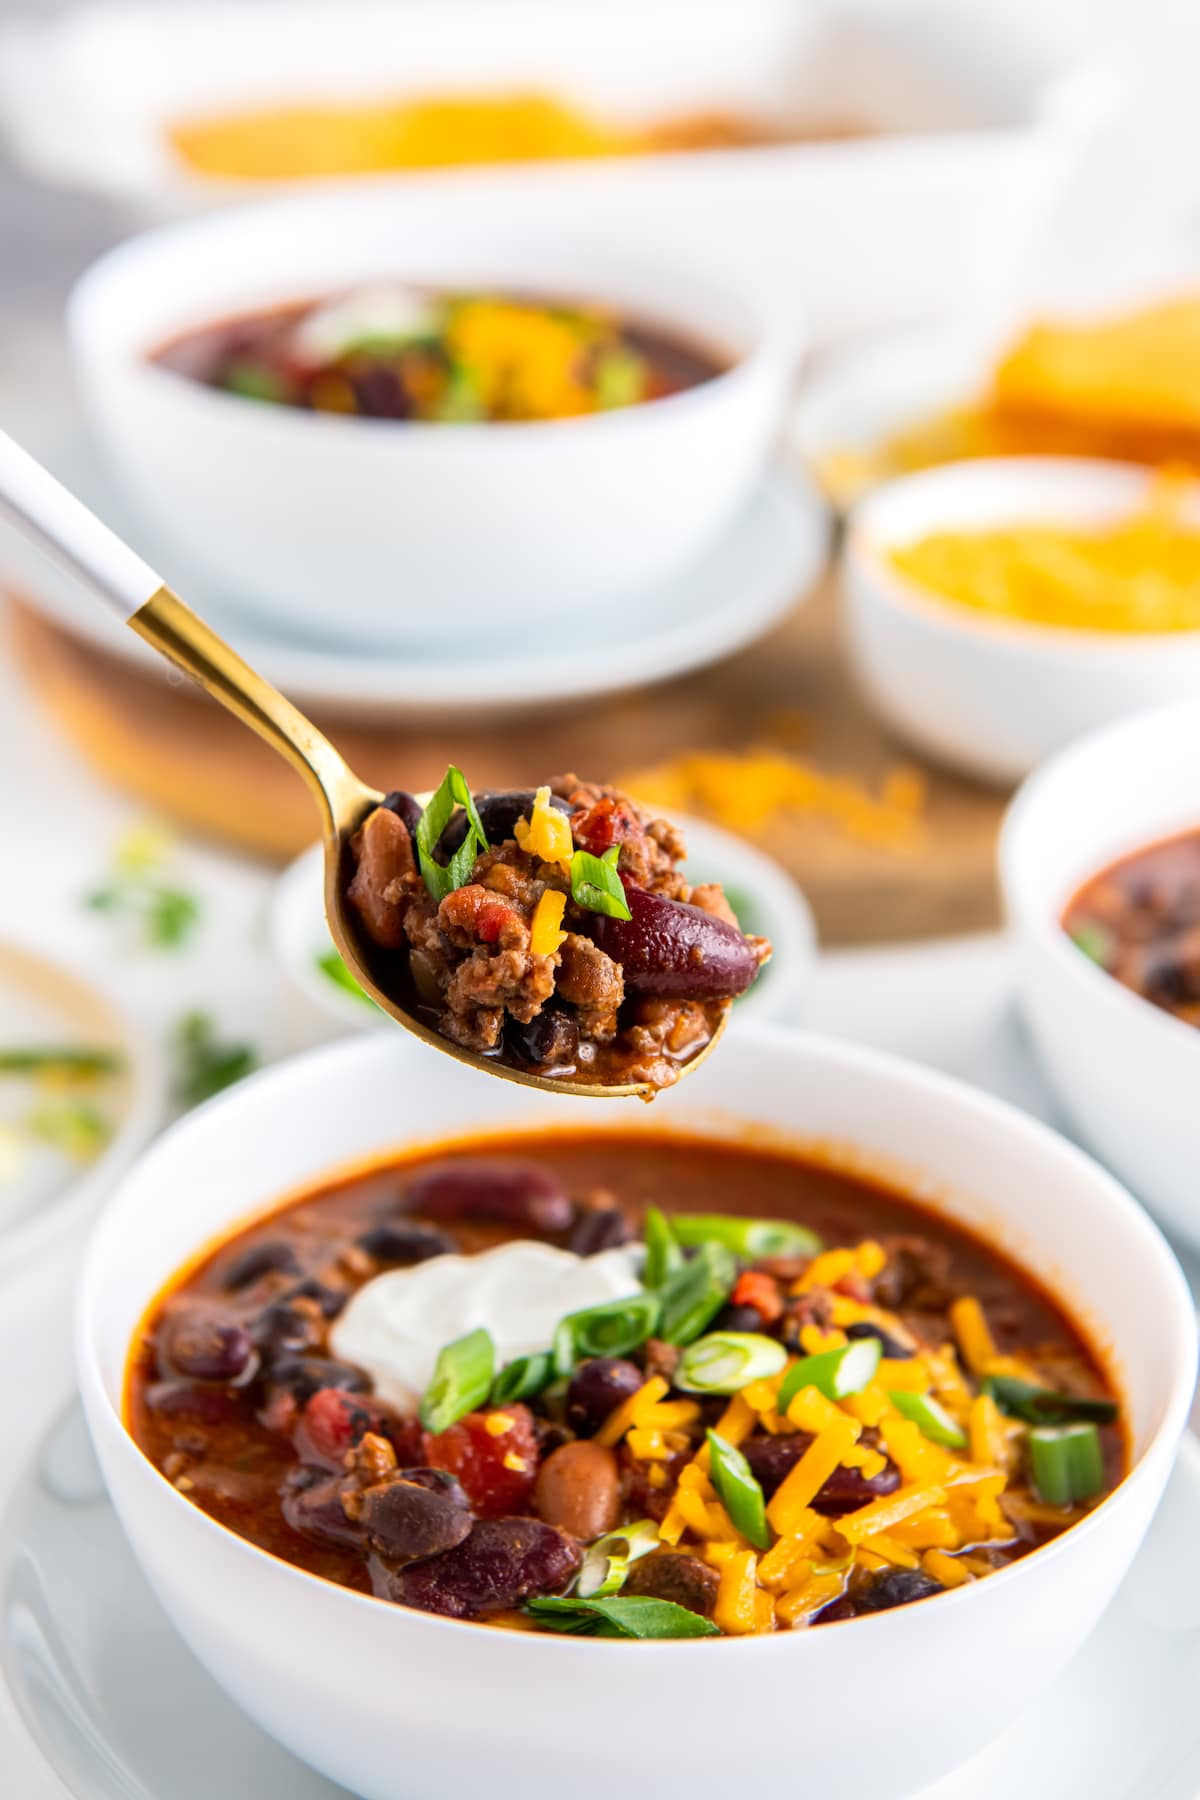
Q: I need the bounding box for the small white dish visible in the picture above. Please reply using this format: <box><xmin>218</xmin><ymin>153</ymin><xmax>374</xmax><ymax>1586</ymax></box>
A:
<box><xmin>76</xmin><ymin>1027</ymin><xmax>1195</xmax><ymax>1800</ymax></box>
<box><xmin>66</xmin><ymin>190</ymin><xmax>797</xmax><ymax>644</ymax></box>
<box><xmin>0</xmin><ymin>936</ymin><xmax>163</xmax><ymax>1271</ymax></box>
<box><xmin>269</xmin><ymin>817</ymin><xmax>818</xmax><ymax>1034</ymax></box>
<box><xmin>6</xmin><ymin>1400</ymin><xmax>1200</xmax><ymax>1800</ymax></box>
<box><xmin>5</xmin><ymin>437</ymin><xmax>826</xmax><ymax>723</ymax></box>
<box><xmin>843</xmin><ymin>457</ymin><xmax>1200</xmax><ymax>784</ymax></box>
<box><xmin>999</xmin><ymin>700</ymin><xmax>1200</xmax><ymax>1248</ymax></box>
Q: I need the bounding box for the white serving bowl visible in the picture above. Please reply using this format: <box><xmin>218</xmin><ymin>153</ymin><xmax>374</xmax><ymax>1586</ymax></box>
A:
<box><xmin>269</xmin><ymin>816</ymin><xmax>818</xmax><ymax>1034</ymax></box>
<box><xmin>843</xmin><ymin>458</ymin><xmax>1200</xmax><ymax>784</ymax></box>
<box><xmin>77</xmin><ymin>1027</ymin><xmax>1195</xmax><ymax>1800</ymax></box>
<box><xmin>66</xmin><ymin>188</ymin><xmax>796</xmax><ymax>647</ymax></box>
<box><xmin>1000</xmin><ymin>701</ymin><xmax>1200</xmax><ymax>1246</ymax></box>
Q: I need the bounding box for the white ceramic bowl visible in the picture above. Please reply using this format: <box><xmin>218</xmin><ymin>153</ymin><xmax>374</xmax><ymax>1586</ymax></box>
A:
<box><xmin>66</xmin><ymin>189</ymin><xmax>796</xmax><ymax>647</ymax></box>
<box><xmin>1000</xmin><ymin>701</ymin><xmax>1200</xmax><ymax>1246</ymax></box>
<box><xmin>844</xmin><ymin>458</ymin><xmax>1200</xmax><ymax>784</ymax></box>
<box><xmin>269</xmin><ymin>817</ymin><xmax>818</xmax><ymax>1034</ymax></box>
<box><xmin>77</xmin><ymin>1027</ymin><xmax>1195</xmax><ymax>1800</ymax></box>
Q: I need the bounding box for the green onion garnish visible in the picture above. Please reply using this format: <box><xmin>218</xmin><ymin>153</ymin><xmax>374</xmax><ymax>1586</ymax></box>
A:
<box><xmin>526</xmin><ymin>1595</ymin><xmax>719</xmax><ymax>1639</ymax></box>
<box><xmin>490</xmin><ymin>1351</ymin><xmax>554</xmax><ymax>1405</ymax></box>
<box><xmin>1028</xmin><ymin>1422</ymin><xmax>1105</xmax><ymax>1507</ymax></box>
<box><xmin>776</xmin><ymin>1338</ymin><xmax>881</xmax><ymax>1412</ymax></box>
<box><xmin>576</xmin><ymin>1520</ymin><xmax>661</xmax><ymax>1599</ymax></box>
<box><xmin>888</xmin><ymin>1390</ymin><xmax>967</xmax><ymax>1450</ymax></box>
<box><xmin>552</xmin><ymin>1293</ymin><xmax>660</xmax><ymax>1378</ymax></box>
<box><xmin>25</xmin><ymin>1100</ymin><xmax>111</xmax><ymax>1160</ymax></box>
<box><xmin>315</xmin><ymin>949</ymin><xmax>374</xmax><ymax>1006</ymax></box>
<box><xmin>0</xmin><ymin>1047</ymin><xmax>123</xmax><ymax>1079</ymax></box>
<box><xmin>656</xmin><ymin>1242</ymin><xmax>738</xmax><ymax>1346</ymax></box>
<box><xmin>642</xmin><ymin>1206</ymin><xmax>683</xmax><ymax>1289</ymax></box>
<box><xmin>419</xmin><ymin>1327</ymin><xmax>495</xmax><ymax>1434</ymax></box>
<box><xmin>676</xmin><ymin>1331</ymin><xmax>787</xmax><ymax>1395</ymax></box>
<box><xmin>1068</xmin><ymin>922</ymin><xmax>1114</xmax><ymax>968</ymax></box>
<box><xmin>222</xmin><ymin>360</ymin><xmax>289</xmax><ymax>404</ymax></box>
<box><xmin>671</xmin><ymin>1214</ymin><xmax>822</xmax><ymax>1260</ymax></box>
<box><xmin>415</xmin><ymin>766</ymin><xmax>490</xmax><ymax>902</ymax></box>
<box><xmin>569</xmin><ymin>847</ymin><xmax>632</xmax><ymax>921</ymax></box>
<box><xmin>982</xmin><ymin>1375</ymin><xmax>1118</xmax><ymax>1427</ymax></box>
<box><xmin>706</xmin><ymin>1430</ymin><xmax>770</xmax><ymax>1548</ymax></box>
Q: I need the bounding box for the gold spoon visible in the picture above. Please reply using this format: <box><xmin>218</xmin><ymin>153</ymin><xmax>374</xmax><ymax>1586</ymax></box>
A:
<box><xmin>0</xmin><ymin>428</ymin><xmax>725</xmax><ymax>1098</ymax></box>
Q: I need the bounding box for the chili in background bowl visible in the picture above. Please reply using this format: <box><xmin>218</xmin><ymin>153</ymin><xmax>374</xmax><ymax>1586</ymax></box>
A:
<box><xmin>76</xmin><ymin>1027</ymin><xmax>1195</xmax><ymax>1800</ymax></box>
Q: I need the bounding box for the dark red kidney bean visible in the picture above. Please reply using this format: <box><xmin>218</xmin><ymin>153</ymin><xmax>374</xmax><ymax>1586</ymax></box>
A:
<box><xmin>219</xmin><ymin>1240</ymin><xmax>301</xmax><ymax>1291</ymax></box>
<box><xmin>357</xmin><ymin>1221</ymin><xmax>455</xmax><ymax>1264</ymax></box>
<box><xmin>381</xmin><ymin>790</ymin><xmax>423</xmax><ymax>837</ymax></box>
<box><xmin>437</xmin><ymin>789</ymin><xmax>573</xmax><ymax>858</ymax></box>
<box><xmin>404</xmin><ymin>1160</ymin><xmax>573</xmax><ymax>1233</ymax></box>
<box><xmin>506</xmin><ymin>1005</ymin><xmax>580</xmax><ymax>1070</ymax></box>
<box><xmin>567</xmin><ymin>1206</ymin><xmax>632</xmax><ymax>1255</ymax></box>
<box><xmin>360</xmin><ymin>1477</ymin><xmax>473</xmax><ymax>1563</ymax></box>
<box><xmin>144</xmin><ymin>1380</ymin><xmax>240</xmax><ymax>1428</ymax></box>
<box><xmin>266</xmin><ymin>1357</ymin><xmax>369</xmax><ymax>1405</ymax></box>
<box><xmin>711</xmin><ymin>1303</ymin><xmax>765</xmax><ymax>1335</ymax></box>
<box><xmin>251</xmin><ymin>1301</ymin><xmax>325</xmax><ymax>1360</ymax></box>
<box><xmin>565</xmin><ymin>1357</ymin><xmax>643</xmax><ymax>1435</ymax></box>
<box><xmin>741</xmin><ymin>1432</ymin><xmax>901</xmax><ymax>1514</ymax></box>
<box><xmin>592</xmin><ymin>885</ymin><xmax>759</xmax><ymax>1000</ymax></box>
<box><xmin>844</xmin><ymin>1320</ymin><xmax>914</xmax><ymax>1360</ymax></box>
<box><xmin>160</xmin><ymin>1315</ymin><xmax>257</xmax><ymax>1384</ymax></box>
<box><xmin>383</xmin><ymin>1517</ymin><xmax>581</xmax><ymax>1618</ymax></box>
<box><xmin>281</xmin><ymin>1470</ymin><xmax>364</xmax><ymax>1550</ymax></box>
<box><xmin>624</xmin><ymin>1551</ymin><xmax>719</xmax><ymax>1617</ymax></box>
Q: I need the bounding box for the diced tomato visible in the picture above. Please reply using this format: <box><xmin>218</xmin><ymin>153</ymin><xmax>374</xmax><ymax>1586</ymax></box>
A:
<box><xmin>295</xmin><ymin>1387</ymin><xmax>393</xmax><ymax>1470</ymax></box>
<box><xmin>439</xmin><ymin>885</ymin><xmax>523</xmax><ymax>947</ymax></box>
<box><xmin>570</xmin><ymin>796</ymin><xmax>642</xmax><ymax>856</ymax></box>
<box><xmin>423</xmin><ymin>1404</ymin><xmax>539</xmax><ymax>1516</ymax></box>
<box><xmin>731</xmin><ymin>1270</ymin><xmax>784</xmax><ymax>1326</ymax></box>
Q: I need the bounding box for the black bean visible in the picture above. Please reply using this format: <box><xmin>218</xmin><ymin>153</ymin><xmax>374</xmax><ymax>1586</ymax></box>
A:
<box><xmin>437</xmin><ymin>789</ymin><xmax>573</xmax><ymax>858</ymax></box>
<box><xmin>844</xmin><ymin>1320</ymin><xmax>914</xmax><ymax>1360</ymax></box>
<box><xmin>360</xmin><ymin>1477</ymin><xmax>473</xmax><ymax>1564</ymax></box>
<box><xmin>741</xmin><ymin>1432</ymin><xmax>900</xmax><ymax>1514</ymax></box>
<box><xmin>567</xmin><ymin>1207</ymin><xmax>632</xmax><ymax>1256</ymax></box>
<box><xmin>161</xmin><ymin>1315</ymin><xmax>257</xmax><ymax>1384</ymax></box>
<box><xmin>281</xmin><ymin>1470</ymin><xmax>364</xmax><ymax>1550</ymax></box>
<box><xmin>352</xmin><ymin>366</ymin><xmax>412</xmax><ymax>419</ymax></box>
<box><xmin>506</xmin><ymin>1006</ymin><xmax>580</xmax><ymax>1070</ymax></box>
<box><xmin>285</xmin><ymin>1278</ymin><xmax>348</xmax><ymax>1319</ymax></box>
<box><xmin>404</xmin><ymin>1160</ymin><xmax>573</xmax><ymax>1233</ymax></box>
<box><xmin>382</xmin><ymin>1517</ymin><xmax>580</xmax><ymax>1618</ymax></box>
<box><xmin>251</xmin><ymin>1302</ymin><xmax>325</xmax><ymax>1360</ymax></box>
<box><xmin>592</xmin><ymin>886</ymin><xmax>759</xmax><ymax>1000</ymax></box>
<box><xmin>219</xmin><ymin>1240</ymin><xmax>301</xmax><ymax>1291</ymax></box>
<box><xmin>267</xmin><ymin>1357</ymin><xmax>369</xmax><ymax>1405</ymax></box>
<box><xmin>381</xmin><ymin>791</ymin><xmax>423</xmax><ymax>837</ymax></box>
<box><xmin>711</xmin><ymin>1303</ymin><xmax>765</xmax><ymax>1335</ymax></box>
<box><xmin>857</xmin><ymin>1568</ymin><xmax>945</xmax><ymax>1613</ymax></box>
<box><xmin>144</xmin><ymin>1380</ymin><xmax>239</xmax><ymax>1428</ymax></box>
<box><xmin>357</xmin><ymin>1221</ymin><xmax>455</xmax><ymax>1264</ymax></box>
<box><xmin>566</xmin><ymin>1358</ymin><xmax>643</xmax><ymax>1435</ymax></box>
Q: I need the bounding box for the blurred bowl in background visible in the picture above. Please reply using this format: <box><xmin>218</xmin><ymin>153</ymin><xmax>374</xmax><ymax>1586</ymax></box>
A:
<box><xmin>67</xmin><ymin>193</ymin><xmax>797</xmax><ymax>646</ymax></box>
<box><xmin>270</xmin><ymin>816</ymin><xmax>817</xmax><ymax>1035</ymax></box>
<box><xmin>843</xmin><ymin>457</ymin><xmax>1200</xmax><ymax>784</ymax></box>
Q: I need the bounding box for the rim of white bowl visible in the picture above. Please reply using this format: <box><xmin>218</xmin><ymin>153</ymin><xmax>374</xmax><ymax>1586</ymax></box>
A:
<box><xmin>75</xmin><ymin>1024</ymin><xmax>1198</xmax><ymax>1650</ymax></box>
<box><xmin>66</xmin><ymin>199</ymin><xmax>799</xmax><ymax>443</ymax></box>
<box><xmin>999</xmin><ymin>699</ymin><xmax>1200</xmax><ymax>1060</ymax></box>
<box><xmin>847</xmin><ymin>456</ymin><xmax>1200</xmax><ymax>656</ymax></box>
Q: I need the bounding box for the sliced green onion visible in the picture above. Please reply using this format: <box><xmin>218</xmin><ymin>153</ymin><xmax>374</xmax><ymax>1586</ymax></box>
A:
<box><xmin>676</xmin><ymin>1331</ymin><xmax>787</xmax><ymax>1395</ymax></box>
<box><xmin>222</xmin><ymin>360</ymin><xmax>289</xmax><ymax>403</ymax></box>
<box><xmin>415</xmin><ymin>766</ymin><xmax>490</xmax><ymax>902</ymax></box>
<box><xmin>777</xmin><ymin>1338</ymin><xmax>882</xmax><ymax>1412</ymax></box>
<box><xmin>0</xmin><ymin>1047</ymin><xmax>123</xmax><ymax>1079</ymax></box>
<box><xmin>315</xmin><ymin>949</ymin><xmax>374</xmax><ymax>1006</ymax></box>
<box><xmin>489</xmin><ymin>1351</ymin><xmax>554</xmax><ymax>1406</ymax></box>
<box><xmin>25</xmin><ymin>1100</ymin><xmax>111</xmax><ymax>1160</ymax></box>
<box><xmin>672</xmin><ymin>1214</ymin><xmax>822</xmax><ymax>1260</ymax></box>
<box><xmin>576</xmin><ymin>1520</ymin><xmax>661</xmax><ymax>1598</ymax></box>
<box><xmin>526</xmin><ymin>1595</ymin><xmax>719</xmax><ymax>1638</ymax></box>
<box><xmin>1069</xmin><ymin>922</ymin><xmax>1114</xmax><ymax>968</ymax></box>
<box><xmin>552</xmin><ymin>1292</ymin><xmax>660</xmax><ymax>1378</ymax></box>
<box><xmin>419</xmin><ymin>1327</ymin><xmax>495</xmax><ymax>1434</ymax></box>
<box><xmin>570</xmin><ymin>847</ymin><xmax>632</xmax><ymax>921</ymax></box>
<box><xmin>594</xmin><ymin>346</ymin><xmax>647</xmax><ymax>411</ymax></box>
<box><xmin>642</xmin><ymin>1206</ymin><xmax>683</xmax><ymax>1289</ymax></box>
<box><xmin>888</xmin><ymin>1390</ymin><xmax>967</xmax><ymax>1450</ymax></box>
<box><xmin>706</xmin><ymin>1430</ymin><xmax>770</xmax><ymax>1548</ymax></box>
<box><xmin>982</xmin><ymin>1375</ymin><xmax>1118</xmax><ymax>1427</ymax></box>
<box><xmin>1028</xmin><ymin>1423</ymin><xmax>1106</xmax><ymax>1507</ymax></box>
<box><xmin>656</xmin><ymin>1242</ymin><xmax>737</xmax><ymax>1346</ymax></box>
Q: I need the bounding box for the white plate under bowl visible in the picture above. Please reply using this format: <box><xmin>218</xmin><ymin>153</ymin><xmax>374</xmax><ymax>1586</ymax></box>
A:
<box><xmin>4</xmin><ymin>1402</ymin><xmax>1199</xmax><ymax>1800</ymax></box>
<box><xmin>0</xmin><ymin>937</ymin><xmax>163</xmax><ymax>1272</ymax></box>
<box><xmin>269</xmin><ymin>817</ymin><xmax>818</xmax><ymax>1033</ymax></box>
<box><xmin>1</xmin><ymin>437</ymin><xmax>828</xmax><ymax>723</ymax></box>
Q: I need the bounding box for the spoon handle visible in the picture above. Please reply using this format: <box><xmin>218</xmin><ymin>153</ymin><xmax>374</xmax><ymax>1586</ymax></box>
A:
<box><xmin>0</xmin><ymin>428</ymin><xmax>371</xmax><ymax>832</ymax></box>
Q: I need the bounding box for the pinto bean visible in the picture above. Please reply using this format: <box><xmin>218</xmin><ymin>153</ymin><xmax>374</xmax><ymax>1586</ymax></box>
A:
<box><xmin>591</xmin><ymin>886</ymin><xmax>759</xmax><ymax>1000</ymax></box>
<box><xmin>533</xmin><ymin>1440</ymin><xmax>621</xmax><ymax>1540</ymax></box>
<box><xmin>403</xmin><ymin>1160</ymin><xmax>573</xmax><ymax>1233</ymax></box>
<box><xmin>347</xmin><ymin>806</ymin><xmax>417</xmax><ymax>950</ymax></box>
<box><xmin>625</xmin><ymin>1551</ymin><xmax>718</xmax><ymax>1617</ymax></box>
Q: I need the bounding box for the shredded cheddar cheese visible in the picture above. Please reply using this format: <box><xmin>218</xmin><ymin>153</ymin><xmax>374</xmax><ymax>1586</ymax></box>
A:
<box><xmin>515</xmin><ymin>787</ymin><xmax>575</xmax><ymax>866</ymax></box>
<box><xmin>529</xmin><ymin>890</ymin><xmax>568</xmax><ymax>957</ymax></box>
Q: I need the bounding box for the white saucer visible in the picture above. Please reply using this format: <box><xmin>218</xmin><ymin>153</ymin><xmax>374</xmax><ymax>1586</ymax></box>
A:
<box><xmin>3</xmin><ymin>1401</ymin><xmax>1199</xmax><ymax>1800</ymax></box>
<box><xmin>5</xmin><ymin>437</ymin><xmax>829</xmax><ymax>723</ymax></box>
<box><xmin>269</xmin><ymin>817</ymin><xmax>818</xmax><ymax>1034</ymax></box>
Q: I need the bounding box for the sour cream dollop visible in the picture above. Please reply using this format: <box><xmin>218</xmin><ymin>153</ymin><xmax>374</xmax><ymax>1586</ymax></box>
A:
<box><xmin>330</xmin><ymin>1240</ymin><xmax>643</xmax><ymax>1413</ymax></box>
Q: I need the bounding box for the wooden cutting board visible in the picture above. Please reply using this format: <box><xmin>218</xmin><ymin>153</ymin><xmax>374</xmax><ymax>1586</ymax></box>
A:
<box><xmin>6</xmin><ymin>580</ymin><xmax>1010</xmax><ymax>946</ymax></box>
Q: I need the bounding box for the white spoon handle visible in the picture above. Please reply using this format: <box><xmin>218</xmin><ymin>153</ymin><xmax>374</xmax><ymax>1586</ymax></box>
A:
<box><xmin>0</xmin><ymin>426</ymin><xmax>162</xmax><ymax>618</ymax></box>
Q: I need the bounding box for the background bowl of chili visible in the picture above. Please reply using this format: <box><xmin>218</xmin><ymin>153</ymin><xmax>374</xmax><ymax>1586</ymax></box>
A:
<box><xmin>76</xmin><ymin>1026</ymin><xmax>1194</xmax><ymax>1800</ymax></box>
<box><xmin>66</xmin><ymin>185</ymin><xmax>797</xmax><ymax>646</ymax></box>
<box><xmin>1001</xmin><ymin>698</ymin><xmax>1200</xmax><ymax>1246</ymax></box>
